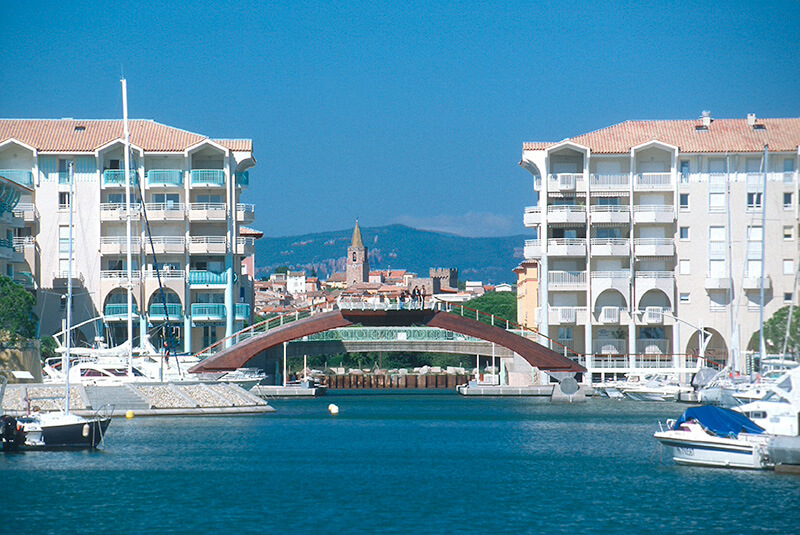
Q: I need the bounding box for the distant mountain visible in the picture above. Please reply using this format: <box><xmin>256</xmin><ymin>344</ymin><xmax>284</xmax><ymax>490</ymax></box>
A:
<box><xmin>254</xmin><ymin>224</ymin><xmax>528</xmax><ymax>284</ymax></box>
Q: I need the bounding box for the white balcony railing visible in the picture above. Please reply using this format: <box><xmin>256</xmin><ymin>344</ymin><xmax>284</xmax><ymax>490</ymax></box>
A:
<box><xmin>636</xmin><ymin>339</ymin><xmax>669</xmax><ymax>355</ymax></box>
<box><xmin>598</xmin><ymin>306</ymin><xmax>620</xmax><ymax>324</ymax></box>
<box><xmin>524</xmin><ymin>239</ymin><xmax>542</xmax><ymax>258</ymax></box>
<box><xmin>548</xmin><ymin>270</ymin><xmax>587</xmax><ymax>287</ymax></box>
<box><xmin>589</xmin><ymin>174</ymin><xmax>629</xmax><ymax>190</ymax></box>
<box><xmin>101</xmin><ymin>270</ymin><xmax>141</xmax><ymax>281</ymax></box>
<box><xmin>593</xmin><ymin>339</ymin><xmax>626</xmax><ymax>355</ymax></box>
<box><xmin>635</xmin><ymin>172</ymin><xmax>672</xmax><ymax>189</ymax></box>
<box><xmin>524</xmin><ymin>206</ymin><xmax>542</xmax><ymax>226</ymax></box>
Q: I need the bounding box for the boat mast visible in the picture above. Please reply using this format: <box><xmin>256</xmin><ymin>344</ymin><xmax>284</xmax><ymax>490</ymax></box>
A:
<box><xmin>122</xmin><ymin>78</ymin><xmax>134</xmax><ymax>376</ymax></box>
<box><xmin>758</xmin><ymin>144</ymin><xmax>768</xmax><ymax>373</ymax></box>
<box><xmin>64</xmin><ymin>161</ymin><xmax>74</xmax><ymax>415</ymax></box>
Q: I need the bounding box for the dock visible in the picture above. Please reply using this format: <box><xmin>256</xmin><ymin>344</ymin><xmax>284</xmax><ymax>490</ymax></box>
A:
<box><xmin>1</xmin><ymin>382</ymin><xmax>275</xmax><ymax>417</ymax></box>
<box><xmin>252</xmin><ymin>385</ymin><xmax>326</xmax><ymax>398</ymax></box>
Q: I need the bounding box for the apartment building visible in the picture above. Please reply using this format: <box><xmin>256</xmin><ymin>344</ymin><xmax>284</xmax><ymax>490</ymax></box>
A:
<box><xmin>0</xmin><ymin>119</ymin><xmax>256</xmax><ymax>353</ymax></box>
<box><xmin>520</xmin><ymin>114</ymin><xmax>800</xmax><ymax>381</ymax></box>
<box><xmin>0</xmin><ymin>173</ymin><xmax>34</xmax><ymax>295</ymax></box>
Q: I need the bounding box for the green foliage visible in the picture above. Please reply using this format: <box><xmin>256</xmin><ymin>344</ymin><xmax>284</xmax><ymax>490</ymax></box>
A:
<box><xmin>40</xmin><ymin>336</ymin><xmax>58</xmax><ymax>361</ymax></box>
<box><xmin>0</xmin><ymin>276</ymin><xmax>37</xmax><ymax>342</ymax></box>
<box><xmin>293</xmin><ymin>352</ymin><xmax>473</xmax><ymax>372</ymax></box>
<box><xmin>273</xmin><ymin>266</ymin><xmax>290</xmax><ymax>274</ymax></box>
<box><xmin>464</xmin><ymin>291</ymin><xmax>517</xmax><ymax>324</ymax></box>
<box><xmin>747</xmin><ymin>306</ymin><xmax>800</xmax><ymax>356</ymax></box>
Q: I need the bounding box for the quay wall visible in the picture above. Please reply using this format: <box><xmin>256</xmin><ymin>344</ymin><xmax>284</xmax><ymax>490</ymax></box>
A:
<box><xmin>0</xmin><ymin>344</ymin><xmax>43</xmax><ymax>382</ymax></box>
<box><xmin>321</xmin><ymin>374</ymin><xmax>471</xmax><ymax>389</ymax></box>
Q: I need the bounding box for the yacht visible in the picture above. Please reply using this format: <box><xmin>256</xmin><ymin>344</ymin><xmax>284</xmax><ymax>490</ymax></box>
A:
<box><xmin>620</xmin><ymin>373</ymin><xmax>692</xmax><ymax>401</ymax></box>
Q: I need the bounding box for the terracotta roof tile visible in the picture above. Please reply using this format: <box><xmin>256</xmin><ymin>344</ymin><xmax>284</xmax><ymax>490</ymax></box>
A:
<box><xmin>524</xmin><ymin>118</ymin><xmax>800</xmax><ymax>154</ymax></box>
<box><xmin>0</xmin><ymin>119</ymin><xmax>251</xmax><ymax>153</ymax></box>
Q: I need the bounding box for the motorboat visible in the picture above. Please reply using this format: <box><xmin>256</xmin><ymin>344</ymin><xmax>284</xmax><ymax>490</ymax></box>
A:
<box><xmin>654</xmin><ymin>406</ymin><xmax>772</xmax><ymax>469</ymax></box>
<box><xmin>16</xmin><ymin>411</ymin><xmax>111</xmax><ymax>449</ymax></box>
<box><xmin>620</xmin><ymin>373</ymin><xmax>693</xmax><ymax>401</ymax></box>
<box><xmin>735</xmin><ymin>366</ymin><xmax>800</xmax><ymax>436</ymax></box>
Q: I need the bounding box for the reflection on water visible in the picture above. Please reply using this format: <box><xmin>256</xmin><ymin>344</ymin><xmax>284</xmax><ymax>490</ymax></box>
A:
<box><xmin>3</xmin><ymin>394</ymin><xmax>798</xmax><ymax>534</ymax></box>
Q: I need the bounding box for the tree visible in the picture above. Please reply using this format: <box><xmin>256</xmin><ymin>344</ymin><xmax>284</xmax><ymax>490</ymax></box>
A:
<box><xmin>0</xmin><ymin>276</ymin><xmax>37</xmax><ymax>342</ymax></box>
<box><xmin>464</xmin><ymin>291</ymin><xmax>517</xmax><ymax>324</ymax></box>
<box><xmin>747</xmin><ymin>305</ymin><xmax>800</xmax><ymax>356</ymax></box>
<box><xmin>273</xmin><ymin>266</ymin><xmax>290</xmax><ymax>275</ymax></box>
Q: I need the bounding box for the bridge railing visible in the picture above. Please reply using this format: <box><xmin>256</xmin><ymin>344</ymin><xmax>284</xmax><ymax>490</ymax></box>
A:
<box><xmin>336</xmin><ymin>296</ymin><xmax>432</xmax><ymax>311</ymax></box>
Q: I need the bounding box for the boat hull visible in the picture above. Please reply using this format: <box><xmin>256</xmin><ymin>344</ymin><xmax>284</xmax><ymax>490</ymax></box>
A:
<box><xmin>21</xmin><ymin>416</ymin><xmax>111</xmax><ymax>449</ymax></box>
<box><xmin>655</xmin><ymin>432</ymin><xmax>768</xmax><ymax>469</ymax></box>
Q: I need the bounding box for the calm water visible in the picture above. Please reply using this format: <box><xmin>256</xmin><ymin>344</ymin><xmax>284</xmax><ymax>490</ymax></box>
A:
<box><xmin>2</xmin><ymin>392</ymin><xmax>799</xmax><ymax>534</ymax></box>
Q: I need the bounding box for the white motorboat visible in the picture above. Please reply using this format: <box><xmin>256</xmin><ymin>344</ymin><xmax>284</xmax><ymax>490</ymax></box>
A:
<box><xmin>736</xmin><ymin>366</ymin><xmax>800</xmax><ymax>436</ymax></box>
<box><xmin>620</xmin><ymin>374</ymin><xmax>693</xmax><ymax>401</ymax></box>
<box><xmin>654</xmin><ymin>406</ymin><xmax>771</xmax><ymax>469</ymax></box>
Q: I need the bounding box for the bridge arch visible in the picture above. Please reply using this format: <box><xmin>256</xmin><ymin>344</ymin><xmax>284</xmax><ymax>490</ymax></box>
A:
<box><xmin>189</xmin><ymin>307</ymin><xmax>584</xmax><ymax>374</ymax></box>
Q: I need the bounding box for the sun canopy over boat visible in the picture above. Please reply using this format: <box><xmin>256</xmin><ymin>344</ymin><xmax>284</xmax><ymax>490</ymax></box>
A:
<box><xmin>673</xmin><ymin>406</ymin><xmax>764</xmax><ymax>437</ymax></box>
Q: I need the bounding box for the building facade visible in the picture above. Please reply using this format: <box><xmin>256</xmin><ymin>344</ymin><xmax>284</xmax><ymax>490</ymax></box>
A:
<box><xmin>520</xmin><ymin>114</ymin><xmax>800</xmax><ymax>381</ymax></box>
<box><xmin>0</xmin><ymin>119</ymin><xmax>256</xmax><ymax>353</ymax></box>
<box><xmin>0</xmin><ymin>174</ymin><xmax>34</xmax><ymax>294</ymax></box>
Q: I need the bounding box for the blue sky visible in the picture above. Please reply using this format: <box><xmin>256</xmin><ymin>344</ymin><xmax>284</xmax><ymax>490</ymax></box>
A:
<box><xmin>2</xmin><ymin>1</ymin><xmax>798</xmax><ymax>237</ymax></box>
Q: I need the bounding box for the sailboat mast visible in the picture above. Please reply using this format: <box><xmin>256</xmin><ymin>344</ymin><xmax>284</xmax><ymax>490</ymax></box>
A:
<box><xmin>63</xmin><ymin>161</ymin><xmax>74</xmax><ymax>415</ymax></box>
<box><xmin>758</xmin><ymin>144</ymin><xmax>768</xmax><ymax>372</ymax></box>
<box><xmin>122</xmin><ymin>78</ymin><xmax>134</xmax><ymax>375</ymax></box>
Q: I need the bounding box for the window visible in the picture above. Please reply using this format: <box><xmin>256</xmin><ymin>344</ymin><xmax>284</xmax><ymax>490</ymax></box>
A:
<box><xmin>58</xmin><ymin>192</ymin><xmax>70</xmax><ymax>209</ymax></box>
<box><xmin>679</xmin><ymin>293</ymin><xmax>690</xmax><ymax>303</ymax></box>
<box><xmin>595</xmin><ymin>228</ymin><xmax>621</xmax><ymax>239</ymax></box>
<box><xmin>785</xmin><ymin>159</ymin><xmax>795</xmax><ymax>172</ymax></box>
<box><xmin>679</xmin><ymin>193</ymin><xmax>689</xmax><ymax>209</ymax></box>
<box><xmin>784</xmin><ymin>260</ymin><xmax>795</xmax><ymax>275</ymax></box>
<box><xmin>108</xmin><ymin>159</ymin><xmax>120</xmax><ymax>170</ymax></box>
<box><xmin>785</xmin><ymin>293</ymin><xmax>794</xmax><ymax>303</ymax></box>
<box><xmin>58</xmin><ymin>226</ymin><xmax>72</xmax><ymax>256</ymax></box>
<box><xmin>679</xmin><ymin>227</ymin><xmax>689</xmax><ymax>240</ymax></box>
<box><xmin>709</xmin><ymin>227</ymin><xmax>725</xmax><ymax>242</ymax></box>
<box><xmin>709</xmin><ymin>259</ymin><xmax>726</xmax><ymax>277</ymax></box>
<box><xmin>679</xmin><ymin>161</ymin><xmax>690</xmax><ymax>183</ymax></box>
<box><xmin>747</xmin><ymin>192</ymin><xmax>763</xmax><ymax>210</ymax></box>
<box><xmin>557</xmin><ymin>327</ymin><xmax>573</xmax><ymax>341</ymax></box>
<box><xmin>708</xmin><ymin>192</ymin><xmax>726</xmax><ymax>212</ymax></box>
<box><xmin>784</xmin><ymin>192</ymin><xmax>793</xmax><ymax>209</ymax></box>
<box><xmin>748</xmin><ymin>226</ymin><xmax>763</xmax><ymax>242</ymax></box>
<box><xmin>785</xmin><ymin>226</ymin><xmax>794</xmax><ymax>240</ymax></box>
<box><xmin>679</xmin><ymin>259</ymin><xmax>691</xmax><ymax>275</ymax></box>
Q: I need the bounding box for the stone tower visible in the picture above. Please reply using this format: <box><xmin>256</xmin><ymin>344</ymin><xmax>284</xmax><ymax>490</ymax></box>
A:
<box><xmin>346</xmin><ymin>220</ymin><xmax>369</xmax><ymax>286</ymax></box>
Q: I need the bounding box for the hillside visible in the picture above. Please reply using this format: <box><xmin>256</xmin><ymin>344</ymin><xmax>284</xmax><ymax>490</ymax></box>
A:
<box><xmin>254</xmin><ymin>224</ymin><xmax>528</xmax><ymax>284</ymax></box>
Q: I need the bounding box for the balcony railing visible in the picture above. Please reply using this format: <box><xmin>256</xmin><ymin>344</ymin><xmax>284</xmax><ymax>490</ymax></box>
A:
<box><xmin>191</xmin><ymin>303</ymin><xmax>226</xmax><ymax>320</ymax></box>
<box><xmin>593</xmin><ymin>339</ymin><xmax>626</xmax><ymax>355</ymax></box>
<box><xmin>144</xmin><ymin>202</ymin><xmax>186</xmax><ymax>217</ymax></box>
<box><xmin>189</xmin><ymin>203</ymin><xmax>227</xmax><ymax>220</ymax></box>
<box><xmin>549</xmin><ymin>306</ymin><xmax>588</xmax><ymax>324</ymax></box>
<box><xmin>148</xmin><ymin>303</ymin><xmax>183</xmax><ymax>320</ymax></box>
<box><xmin>104</xmin><ymin>303</ymin><xmax>139</xmax><ymax>318</ymax></box>
<box><xmin>102</xmin><ymin>169</ymin><xmax>140</xmax><ymax>187</ymax></box>
<box><xmin>12</xmin><ymin>236</ymin><xmax>35</xmax><ymax>251</ymax></box>
<box><xmin>637</xmin><ymin>306</ymin><xmax>672</xmax><ymax>324</ymax></box>
<box><xmin>547</xmin><ymin>238</ymin><xmax>586</xmax><ymax>256</ymax></box>
<box><xmin>548</xmin><ymin>173</ymin><xmax>585</xmax><ymax>192</ymax></box>
<box><xmin>144</xmin><ymin>268</ymin><xmax>185</xmax><ymax>280</ymax></box>
<box><xmin>589</xmin><ymin>173</ymin><xmax>629</xmax><ymax>190</ymax></box>
<box><xmin>190</xmin><ymin>169</ymin><xmax>225</xmax><ymax>187</ymax></box>
<box><xmin>235</xmin><ymin>303</ymin><xmax>250</xmax><ymax>319</ymax></box>
<box><xmin>12</xmin><ymin>202</ymin><xmax>38</xmax><ymax>221</ymax></box>
<box><xmin>13</xmin><ymin>271</ymin><xmax>34</xmax><ymax>288</ymax></box>
<box><xmin>146</xmin><ymin>169</ymin><xmax>183</xmax><ymax>187</ymax></box>
<box><xmin>236</xmin><ymin>237</ymin><xmax>255</xmax><ymax>255</ymax></box>
<box><xmin>590</xmin><ymin>238</ymin><xmax>630</xmax><ymax>256</ymax></box>
<box><xmin>0</xmin><ymin>169</ymin><xmax>33</xmax><ymax>187</ymax></box>
<box><xmin>101</xmin><ymin>270</ymin><xmax>141</xmax><ymax>281</ymax></box>
<box><xmin>524</xmin><ymin>206</ymin><xmax>541</xmax><ymax>226</ymax></box>
<box><xmin>100</xmin><ymin>203</ymin><xmax>141</xmax><ymax>220</ymax></box>
<box><xmin>548</xmin><ymin>270</ymin><xmax>587</xmax><ymax>288</ymax></box>
<box><xmin>636</xmin><ymin>339</ymin><xmax>669</xmax><ymax>355</ymax></box>
<box><xmin>188</xmin><ymin>270</ymin><xmax>228</xmax><ymax>285</ymax></box>
<box><xmin>190</xmin><ymin>236</ymin><xmax>227</xmax><ymax>254</ymax></box>
<box><xmin>147</xmin><ymin>236</ymin><xmax>185</xmax><ymax>254</ymax></box>
<box><xmin>595</xmin><ymin>306</ymin><xmax>622</xmax><ymax>324</ymax></box>
<box><xmin>634</xmin><ymin>172</ymin><xmax>671</xmax><ymax>189</ymax></box>
<box><xmin>523</xmin><ymin>239</ymin><xmax>541</xmax><ymax>259</ymax></box>
<box><xmin>633</xmin><ymin>238</ymin><xmax>674</xmax><ymax>257</ymax></box>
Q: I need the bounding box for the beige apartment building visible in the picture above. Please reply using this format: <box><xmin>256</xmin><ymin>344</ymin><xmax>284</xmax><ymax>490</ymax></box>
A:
<box><xmin>0</xmin><ymin>174</ymin><xmax>34</xmax><ymax>294</ymax></box>
<box><xmin>0</xmin><ymin>119</ymin><xmax>256</xmax><ymax>353</ymax></box>
<box><xmin>520</xmin><ymin>114</ymin><xmax>800</xmax><ymax>382</ymax></box>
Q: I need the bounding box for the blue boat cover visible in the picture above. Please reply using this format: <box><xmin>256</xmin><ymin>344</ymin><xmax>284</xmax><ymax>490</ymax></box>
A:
<box><xmin>672</xmin><ymin>406</ymin><xmax>764</xmax><ymax>437</ymax></box>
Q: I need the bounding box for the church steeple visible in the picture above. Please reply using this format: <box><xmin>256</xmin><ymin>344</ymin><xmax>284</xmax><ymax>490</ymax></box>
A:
<box><xmin>346</xmin><ymin>220</ymin><xmax>369</xmax><ymax>286</ymax></box>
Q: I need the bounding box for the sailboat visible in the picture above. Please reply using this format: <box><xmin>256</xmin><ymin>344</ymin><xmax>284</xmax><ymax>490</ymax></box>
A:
<box><xmin>16</xmin><ymin>147</ymin><xmax>112</xmax><ymax>449</ymax></box>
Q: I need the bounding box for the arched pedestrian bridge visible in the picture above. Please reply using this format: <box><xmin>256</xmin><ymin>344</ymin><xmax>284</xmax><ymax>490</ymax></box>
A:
<box><xmin>189</xmin><ymin>301</ymin><xmax>585</xmax><ymax>374</ymax></box>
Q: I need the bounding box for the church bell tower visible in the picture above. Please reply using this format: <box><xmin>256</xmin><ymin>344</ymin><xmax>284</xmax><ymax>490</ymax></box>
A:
<box><xmin>346</xmin><ymin>220</ymin><xmax>369</xmax><ymax>286</ymax></box>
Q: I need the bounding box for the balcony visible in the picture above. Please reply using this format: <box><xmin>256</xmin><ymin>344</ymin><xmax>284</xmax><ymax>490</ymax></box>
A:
<box><xmin>13</xmin><ymin>271</ymin><xmax>35</xmax><ymax>289</ymax></box>
<box><xmin>189</xmin><ymin>203</ymin><xmax>226</xmax><ymax>221</ymax></box>
<box><xmin>12</xmin><ymin>236</ymin><xmax>35</xmax><ymax>252</ymax></box>
<box><xmin>548</xmin><ymin>306</ymin><xmax>588</xmax><ymax>325</ymax></box>
<box><xmin>145</xmin><ymin>202</ymin><xmax>185</xmax><ymax>220</ymax></box>
<box><xmin>708</xmin><ymin>241</ymin><xmax>726</xmax><ymax>259</ymax></box>
<box><xmin>146</xmin><ymin>169</ymin><xmax>184</xmax><ymax>187</ymax></box>
<box><xmin>188</xmin><ymin>270</ymin><xmax>228</xmax><ymax>286</ymax></box>
<box><xmin>235</xmin><ymin>303</ymin><xmax>250</xmax><ymax>320</ymax></box>
<box><xmin>52</xmin><ymin>271</ymin><xmax>85</xmax><ymax>288</ymax></box>
<box><xmin>144</xmin><ymin>268</ymin><xmax>185</xmax><ymax>281</ymax></box>
<box><xmin>0</xmin><ymin>169</ymin><xmax>33</xmax><ymax>187</ymax></box>
<box><xmin>100</xmin><ymin>236</ymin><xmax>141</xmax><ymax>255</ymax></box>
<box><xmin>634</xmin><ymin>172</ymin><xmax>672</xmax><ymax>190</ymax></box>
<box><xmin>636</xmin><ymin>307</ymin><xmax>673</xmax><ymax>325</ymax></box>
<box><xmin>235</xmin><ymin>171</ymin><xmax>249</xmax><ymax>188</ymax></box>
<box><xmin>148</xmin><ymin>303</ymin><xmax>183</xmax><ymax>322</ymax></box>
<box><xmin>0</xmin><ymin>238</ymin><xmax>14</xmax><ymax>259</ymax></box>
<box><xmin>236</xmin><ymin>203</ymin><xmax>255</xmax><ymax>224</ymax></box>
<box><xmin>523</xmin><ymin>206</ymin><xmax>541</xmax><ymax>226</ymax></box>
<box><xmin>147</xmin><ymin>236</ymin><xmax>185</xmax><ymax>255</ymax></box>
<box><xmin>593</xmin><ymin>307</ymin><xmax>630</xmax><ymax>325</ymax></box>
<box><xmin>589</xmin><ymin>205</ymin><xmax>630</xmax><ymax>224</ymax></box>
<box><xmin>190</xmin><ymin>303</ymin><xmax>226</xmax><ymax>321</ymax></box>
<box><xmin>547</xmin><ymin>173</ymin><xmax>585</xmax><ymax>193</ymax></box>
<box><xmin>590</xmin><ymin>271</ymin><xmax>630</xmax><ymax>302</ymax></box>
<box><xmin>704</xmin><ymin>275</ymin><xmax>732</xmax><ymax>290</ymax></box>
<box><xmin>11</xmin><ymin>202</ymin><xmax>38</xmax><ymax>222</ymax></box>
<box><xmin>590</xmin><ymin>238</ymin><xmax>629</xmax><ymax>257</ymax></box>
<box><xmin>524</xmin><ymin>239</ymin><xmax>542</xmax><ymax>259</ymax></box>
<box><xmin>547</xmin><ymin>238</ymin><xmax>586</xmax><ymax>256</ymax></box>
<box><xmin>634</xmin><ymin>272</ymin><xmax>674</xmax><ymax>304</ymax></box>
<box><xmin>190</xmin><ymin>236</ymin><xmax>227</xmax><ymax>255</ymax></box>
<box><xmin>743</xmin><ymin>273</ymin><xmax>772</xmax><ymax>291</ymax></box>
<box><xmin>190</xmin><ymin>169</ymin><xmax>225</xmax><ymax>187</ymax></box>
<box><xmin>104</xmin><ymin>303</ymin><xmax>139</xmax><ymax>321</ymax></box>
<box><xmin>632</xmin><ymin>205</ymin><xmax>674</xmax><ymax>224</ymax></box>
<box><xmin>100</xmin><ymin>203</ymin><xmax>141</xmax><ymax>221</ymax></box>
<box><xmin>634</xmin><ymin>238</ymin><xmax>674</xmax><ymax>257</ymax></box>
<box><xmin>235</xmin><ymin>237</ymin><xmax>255</xmax><ymax>255</ymax></box>
<box><xmin>745</xmin><ymin>173</ymin><xmax>764</xmax><ymax>192</ymax></box>
<box><xmin>589</xmin><ymin>173</ymin><xmax>629</xmax><ymax>192</ymax></box>
<box><xmin>102</xmin><ymin>169</ymin><xmax>140</xmax><ymax>188</ymax></box>
<box><xmin>101</xmin><ymin>270</ymin><xmax>142</xmax><ymax>281</ymax></box>
<box><xmin>636</xmin><ymin>339</ymin><xmax>669</xmax><ymax>355</ymax></box>
<box><xmin>593</xmin><ymin>339</ymin><xmax>626</xmax><ymax>355</ymax></box>
<box><xmin>547</xmin><ymin>205</ymin><xmax>586</xmax><ymax>224</ymax></box>
<box><xmin>548</xmin><ymin>270</ymin><xmax>587</xmax><ymax>290</ymax></box>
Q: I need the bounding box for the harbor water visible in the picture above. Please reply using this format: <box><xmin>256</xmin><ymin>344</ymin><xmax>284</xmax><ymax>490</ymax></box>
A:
<box><xmin>2</xmin><ymin>392</ymin><xmax>799</xmax><ymax>534</ymax></box>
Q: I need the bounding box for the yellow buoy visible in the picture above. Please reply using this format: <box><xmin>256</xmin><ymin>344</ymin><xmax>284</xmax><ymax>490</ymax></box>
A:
<box><xmin>125</xmin><ymin>410</ymin><xmax>134</xmax><ymax>419</ymax></box>
<box><xmin>328</xmin><ymin>404</ymin><xmax>339</xmax><ymax>415</ymax></box>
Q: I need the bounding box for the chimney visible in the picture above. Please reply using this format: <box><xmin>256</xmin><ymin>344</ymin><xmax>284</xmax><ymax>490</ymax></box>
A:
<box><xmin>701</xmin><ymin>110</ymin><xmax>712</xmax><ymax>128</ymax></box>
<box><xmin>747</xmin><ymin>113</ymin><xmax>756</xmax><ymax>127</ymax></box>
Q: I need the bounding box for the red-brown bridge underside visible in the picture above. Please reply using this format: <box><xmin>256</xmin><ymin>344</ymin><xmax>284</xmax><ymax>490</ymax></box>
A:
<box><xmin>188</xmin><ymin>309</ymin><xmax>585</xmax><ymax>374</ymax></box>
